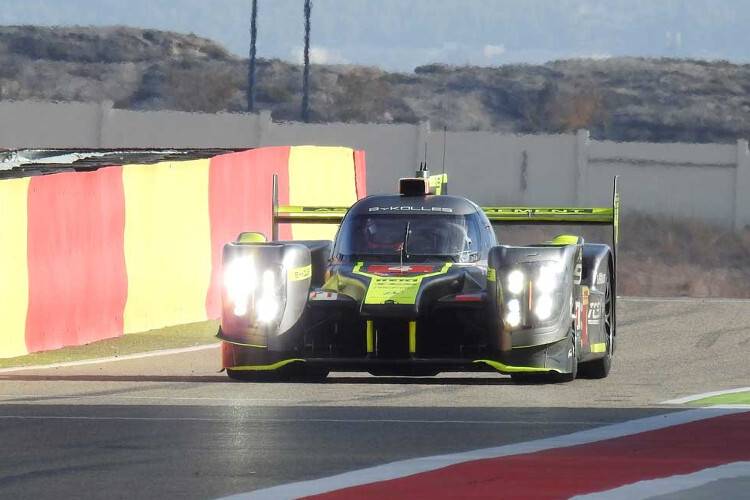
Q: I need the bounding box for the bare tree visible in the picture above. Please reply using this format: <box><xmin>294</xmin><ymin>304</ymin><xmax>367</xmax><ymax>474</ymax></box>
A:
<box><xmin>247</xmin><ymin>0</ymin><xmax>259</xmax><ymax>112</ymax></box>
<box><xmin>301</xmin><ymin>0</ymin><xmax>312</xmax><ymax>122</ymax></box>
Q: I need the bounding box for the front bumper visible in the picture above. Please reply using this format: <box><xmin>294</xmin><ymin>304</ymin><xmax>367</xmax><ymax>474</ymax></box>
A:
<box><xmin>221</xmin><ymin>340</ymin><xmax>569</xmax><ymax>375</ymax></box>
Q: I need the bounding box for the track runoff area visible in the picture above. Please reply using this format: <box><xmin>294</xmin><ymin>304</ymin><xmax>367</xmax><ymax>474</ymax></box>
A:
<box><xmin>0</xmin><ymin>298</ymin><xmax>748</xmax><ymax>499</ymax></box>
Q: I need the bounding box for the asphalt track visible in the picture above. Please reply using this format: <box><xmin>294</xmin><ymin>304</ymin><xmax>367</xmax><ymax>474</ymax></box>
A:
<box><xmin>0</xmin><ymin>298</ymin><xmax>748</xmax><ymax>499</ymax></box>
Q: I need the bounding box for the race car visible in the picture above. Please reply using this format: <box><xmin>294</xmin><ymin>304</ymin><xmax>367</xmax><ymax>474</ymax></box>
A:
<box><xmin>218</xmin><ymin>168</ymin><xmax>619</xmax><ymax>383</ymax></box>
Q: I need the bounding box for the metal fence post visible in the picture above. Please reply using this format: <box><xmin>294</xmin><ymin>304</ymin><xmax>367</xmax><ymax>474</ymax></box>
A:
<box><xmin>575</xmin><ymin>128</ymin><xmax>590</xmax><ymax>206</ymax></box>
<box><xmin>734</xmin><ymin>139</ymin><xmax>750</xmax><ymax>230</ymax></box>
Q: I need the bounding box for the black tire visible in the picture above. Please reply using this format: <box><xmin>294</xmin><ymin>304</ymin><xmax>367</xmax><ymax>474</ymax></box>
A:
<box><xmin>579</xmin><ymin>264</ymin><xmax>613</xmax><ymax>379</ymax></box>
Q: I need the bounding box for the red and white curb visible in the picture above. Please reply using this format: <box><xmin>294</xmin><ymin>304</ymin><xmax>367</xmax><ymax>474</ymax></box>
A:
<box><xmin>570</xmin><ymin>461</ymin><xmax>750</xmax><ymax>500</ymax></box>
<box><xmin>217</xmin><ymin>407</ymin><xmax>749</xmax><ymax>500</ymax></box>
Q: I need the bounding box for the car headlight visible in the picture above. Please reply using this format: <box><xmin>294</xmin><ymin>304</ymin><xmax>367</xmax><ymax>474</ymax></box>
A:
<box><xmin>256</xmin><ymin>269</ymin><xmax>280</xmax><ymax>323</ymax></box>
<box><xmin>506</xmin><ymin>298</ymin><xmax>522</xmax><ymax>327</ymax></box>
<box><xmin>507</xmin><ymin>269</ymin><xmax>525</xmax><ymax>295</ymax></box>
<box><xmin>256</xmin><ymin>296</ymin><xmax>279</xmax><ymax>323</ymax></box>
<box><xmin>535</xmin><ymin>263</ymin><xmax>563</xmax><ymax>294</ymax></box>
<box><xmin>224</xmin><ymin>259</ymin><xmax>285</xmax><ymax>324</ymax></box>
<box><xmin>534</xmin><ymin>294</ymin><xmax>554</xmax><ymax>320</ymax></box>
<box><xmin>502</xmin><ymin>261</ymin><xmax>566</xmax><ymax>328</ymax></box>
<box><xmin>533</xmin><ymin>262</ymin><xmax>563</xmax><ymax>320</ymax></box>
<box><xmin>224</xmin><ymin>258</ymin><xmax>256</xmax><ymax>315</ymax></box>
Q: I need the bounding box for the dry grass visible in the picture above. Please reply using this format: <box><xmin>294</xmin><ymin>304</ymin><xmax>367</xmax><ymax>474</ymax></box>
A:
<box><xmin>496</xmin><ymin>213</ymin><xmax>750</xmax><ymax>298</ymax></box>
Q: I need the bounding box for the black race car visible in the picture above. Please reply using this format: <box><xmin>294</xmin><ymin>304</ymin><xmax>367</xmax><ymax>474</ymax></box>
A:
<box><xmin>218</xmin><ymin>169</ymin><xmax>619</xmax><ymax>383</ymax></box>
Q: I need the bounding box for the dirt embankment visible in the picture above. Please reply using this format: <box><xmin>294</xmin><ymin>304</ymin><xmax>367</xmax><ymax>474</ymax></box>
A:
<box><xmin>499</xmin><ymin>214</ymin><xmax>750</xmax><ymax>298</ymax></box>
<box><xmin>2</xmin><ymin>25</ymin><xmax>750</xmax><ymax>143</ymax></box>
<box><xmin>618</xmin><ymin>215</ymin><xmax>750</xmax><ymax>297</ymax></box>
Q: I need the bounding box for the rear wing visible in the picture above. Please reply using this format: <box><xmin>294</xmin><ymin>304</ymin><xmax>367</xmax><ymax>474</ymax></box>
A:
<box><xmin>271</xmin><ymin>173</ymin><xmax>348</xmax><ymax>240</ymax></box>
<box><xmin>481</xmin><ymin>174</ymin><xmax>619</xmax><ymax>243</ymax></box>
<box><xmin>483</xmin><ymin>175</ymin><xmax>620</xmax><ymax>297</ymax></box>
<box><xmin>270</xmin><ymin>173</ymin><xmax>620</xmax><ymax>264</ymax></box>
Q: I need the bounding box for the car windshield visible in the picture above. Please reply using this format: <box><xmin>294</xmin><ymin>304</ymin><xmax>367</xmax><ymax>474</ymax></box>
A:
<box><xmin>333</xmin><ymin>214</ymin><xmax>480</xmax><ymax>262</ymax></box>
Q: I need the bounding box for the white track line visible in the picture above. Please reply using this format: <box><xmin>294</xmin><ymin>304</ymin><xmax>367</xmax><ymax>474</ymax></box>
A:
<box><xmin>662</xmin><ymin>387</ymin><xmax>750</xmax><ymax>405</ymax></box>
<box><xmin>215</xmin><ymin>408</ymin><xmax>748</xmax><ymax>500</ymax></box>
<box><xmin>570</xmin><ymin>461</ymin><xmax>750</xmax><ymax>500</ymax></box>
<box><xmin>0</xmin><ymin>343</ymin><xmax>220</xmax><ymax>374</ymax></box>
<box><xmin>620</xmin><ymin>296</ymin><xmax>750</xmax><ymax>303</ymax></box>
<box><xmin>0</xmin><ymin>415</ymin><xmax>608</xmax><ymax>426</ymax></box>
<box><xmin>0</xmin><ymin>395</ymin><xmax>293</xmax><ymax>402</ymax></box>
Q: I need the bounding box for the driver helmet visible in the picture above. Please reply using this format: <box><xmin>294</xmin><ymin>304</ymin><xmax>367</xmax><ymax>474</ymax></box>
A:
<box><xmin>365</xmin><ymin>219</ymin><xmax>403</xmax><ymax>251</ymax></box>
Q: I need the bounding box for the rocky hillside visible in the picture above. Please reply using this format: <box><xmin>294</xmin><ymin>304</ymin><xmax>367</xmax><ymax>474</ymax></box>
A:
<box><xmin>1</xmin><ymin>25</ymin><xmax>749</xmax><ymax>143</ymax></box>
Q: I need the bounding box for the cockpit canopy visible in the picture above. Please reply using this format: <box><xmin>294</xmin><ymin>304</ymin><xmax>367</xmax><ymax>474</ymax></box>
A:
<box><xmin>333</xmin><ymin>212</ymin><xmax>492</xmax><ymax>263</ymax></box>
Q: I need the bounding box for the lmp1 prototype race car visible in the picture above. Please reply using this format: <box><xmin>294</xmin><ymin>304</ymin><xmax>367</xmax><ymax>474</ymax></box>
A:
<box><xmin>218</xmin><ymin>169</ymin><xmax>619</xmax><ymax>383</ymax></box>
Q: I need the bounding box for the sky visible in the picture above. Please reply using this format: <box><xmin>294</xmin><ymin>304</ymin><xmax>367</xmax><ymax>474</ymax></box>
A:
<box><xmin>0</xmin><ymin>0</ymin><xmax>747</xmax><ymax>71</ymax></box>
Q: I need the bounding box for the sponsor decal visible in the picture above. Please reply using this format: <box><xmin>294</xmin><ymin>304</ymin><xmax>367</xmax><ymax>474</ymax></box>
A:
<box><xmin>288</xmin><ymin>264</ymin><xmax>312</xmax><ymax>281</ymax></box>
<box><xmin>298</xmin><ymin>207</ymin><xmax>345</xmax><ymax>212</ymax></box>
<box><xmin>581</xmin><ymin>286</ymin><xmax>589</xmax><ymax>345</ymax></box>
<box><xmin>588</xmin><ymin>300</ymin><xmax>602</xmax><ymax>324</ymax></box>
<box><xmin>310</xmin><ymin>291</ymin><xmax>338</xmax><ymax>301</ymax></box>
<box><xmin>483</xmin><ymin>208</ymin><xmax>599</xmax><ymax>215</ymax></box>
<box><xmin>487</xmin><ymin>268</ymin><xmax>496</xmax><ymax>282</ymax></box>
<box><xmin>590</xmin><ymin>342</ymin><xmax>606</xmax><ymax>353</ymax></box>
<box><xmin>353</xmin><ymin>263</ymin><xmax>453</xmax><ymax>305</ymax></box>
<box><xmin>368</xmin><ymin>206</ymin><xmax>453</xmax><ymax>213</ymax></box>
<box><xmin>596</xmin><ymin>272</ymin><xmax>607</xmax><ymax>285</ymax></box>
<box><xmin>366</xmin><ymin>276</ymin><xmax>422</xmax><ymax>304</ymax></box>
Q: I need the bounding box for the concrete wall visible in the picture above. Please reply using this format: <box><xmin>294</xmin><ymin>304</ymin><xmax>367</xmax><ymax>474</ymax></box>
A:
<box><xmin>2</xmin><ymin>100</ymin><xmax>749</xmax><ymax>228</ymax></box>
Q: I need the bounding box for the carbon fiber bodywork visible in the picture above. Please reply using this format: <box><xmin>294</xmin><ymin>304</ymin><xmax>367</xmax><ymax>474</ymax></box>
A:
<box><xmin>219</xmin><ymin>190</ymin><xmax>616</xmax><ymax>380</ymax></box>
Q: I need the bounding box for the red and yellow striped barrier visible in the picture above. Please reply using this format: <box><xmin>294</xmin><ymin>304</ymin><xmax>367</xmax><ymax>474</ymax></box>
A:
<box><xmin>0</xmin><ymin>146</ymin><xmax>366</xmax><ymax>357</ymax></box>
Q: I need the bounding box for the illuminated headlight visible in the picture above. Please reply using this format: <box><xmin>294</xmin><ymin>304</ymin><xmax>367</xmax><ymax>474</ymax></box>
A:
<box><xmin>257</xmin><ymin>269</ymin><xmax>281</xmax><ymax>323</ymax></box>
<box><xmin>506</xmin><ymin>299</ymin><xmax>522</xmax><ymax>327</ymax></box>
<box><xmin>536</xmin><ymin>263</ymin><xmax>563</xmax><ymax>294</ymax></box>
<box><xmin>256</xmin><ymin>296</ymin><xmax>279</xmax><ymax>323</ymax></box>
<box><xmin>225</xmin><ymin>258</ymin><xmax>256</xmax><ymax>315</ymax></box>
<box><xmin>507</xmin><ymin>269</ymin><xmax>525</xmax><ymax>295</ymax></box>
<box><xmin>534</xmin><ymin>294</ymin><xmax>554</xmax><ymax>320</ymax></box>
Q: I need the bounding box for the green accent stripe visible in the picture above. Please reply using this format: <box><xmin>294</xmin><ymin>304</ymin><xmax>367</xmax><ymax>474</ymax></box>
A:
<box><xmin>227</xmin><ymin>359</ymin><xmax>305</xmax><ymax>371</ymax></box>
<box><xmin>274</xmin><ymin>205</ymin><xmax>348</xmax><ymax>225</ymax></box>
<box><xmin>474</xmin><ymin>359</ymin><xmax>563</xmax><ymax>374</ymax></box>
<box><xmin>219</xmin><ymin>339</ymin><xmax>268</xmax><ymax>349</ymax></box>
<box><xmin>428</xmin><ymin>173</ymin><xmax>448</xmax><ymax>195</ymax></box>
<box><xmin>289</xmin><ymin>264</ymin><xmax>312</xmax><ymax>281</ymax></box>
<box><xmin>549</xmin><ymin>235</ymin><xmax>582</xmax><ymax>246</ymax></box>
<box><xmin>590</xmin><ymin>342</ymin><xmax>607</xmax><ymax>353</ymax></box>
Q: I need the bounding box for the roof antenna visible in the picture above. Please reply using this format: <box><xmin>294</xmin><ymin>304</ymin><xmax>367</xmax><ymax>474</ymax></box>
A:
<box><xmin>442</xmin><ymin>126</ymin><xmax>447</xmax><ymax>175</ymax></box>
<box><xmin>416</xmin><ymin>139</ymin><xmax>429</xmax><ymax>178</ymax></box>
